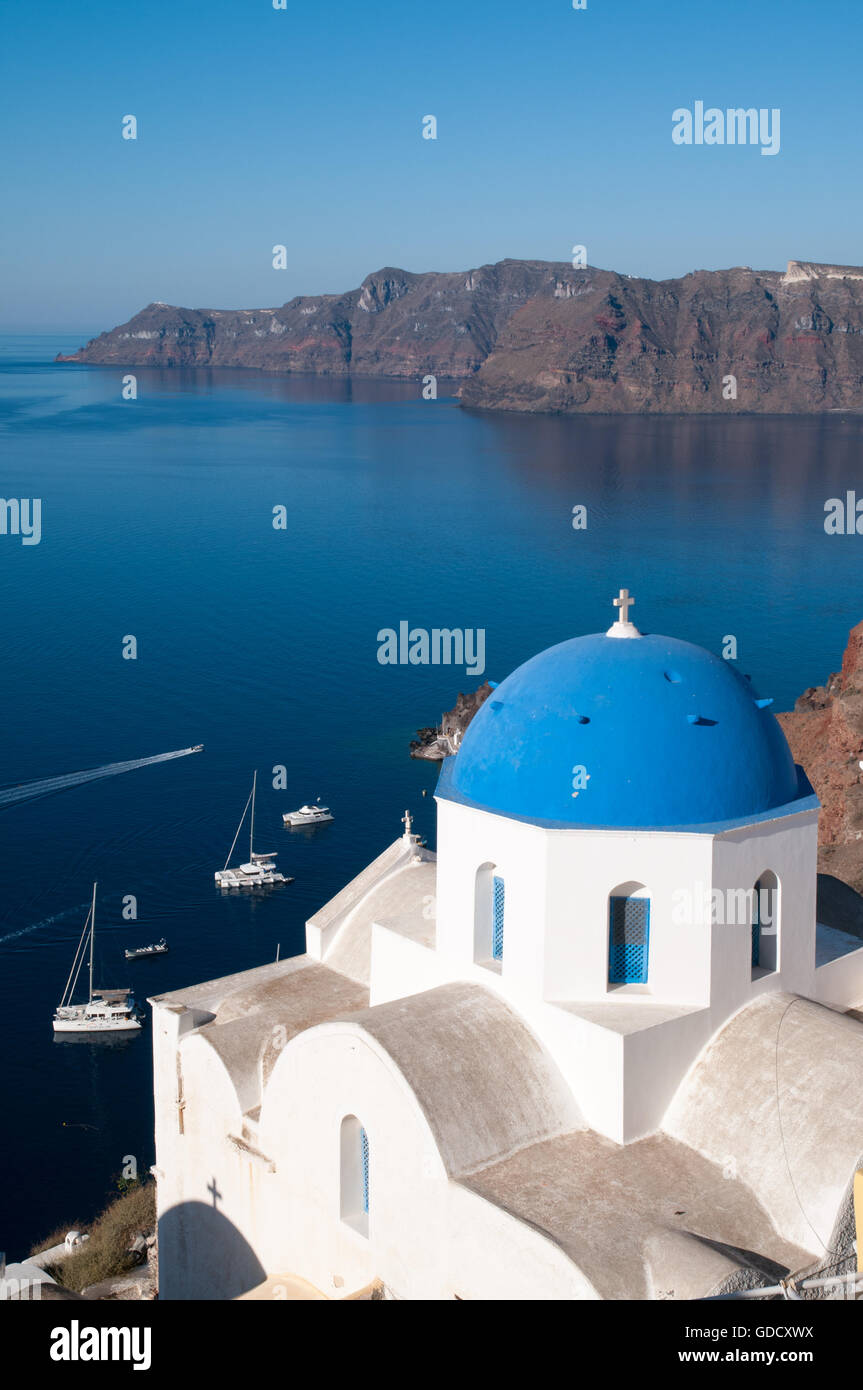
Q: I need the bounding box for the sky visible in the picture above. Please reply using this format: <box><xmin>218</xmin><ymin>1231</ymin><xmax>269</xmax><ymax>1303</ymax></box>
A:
<box><xmin>2</xmin><ymin>0</ymin><xmax>861</xmax><ymax>331</ymax></box>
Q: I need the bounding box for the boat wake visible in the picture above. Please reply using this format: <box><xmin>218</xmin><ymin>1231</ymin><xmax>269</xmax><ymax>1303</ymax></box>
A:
<box><xmin>0</xmin><ymin>902</ymin><xmax>90</xmax><ymax>947</ymax></box>
<box><xmin>0</xmin><ymin>745</ymin><xmax>204</xmax><ymax>810</ymax></box>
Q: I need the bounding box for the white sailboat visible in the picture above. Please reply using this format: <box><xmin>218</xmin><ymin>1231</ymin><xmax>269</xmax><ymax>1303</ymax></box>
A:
<box><xmin>53</xmin><ymin>884</ymin><xmax>143</xmax><ymax>1034</ymax></box>
<box><xmin>215</xmin><ymin>771</ymin><xmax>292</xmax><ymax>889</ymax></box>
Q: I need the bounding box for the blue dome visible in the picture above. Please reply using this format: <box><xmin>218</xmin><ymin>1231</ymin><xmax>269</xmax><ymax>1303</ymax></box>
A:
<box><xmin>442</xmin><ymin>632</ymin><xmax>807</xmax><ymax>830</ymax></box>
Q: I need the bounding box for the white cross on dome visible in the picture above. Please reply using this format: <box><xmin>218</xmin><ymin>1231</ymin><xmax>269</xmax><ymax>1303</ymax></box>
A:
<box><xmin>606</xmin><ymin>587</ymin><xmax>642</xmax><ymax>639</ymax></box>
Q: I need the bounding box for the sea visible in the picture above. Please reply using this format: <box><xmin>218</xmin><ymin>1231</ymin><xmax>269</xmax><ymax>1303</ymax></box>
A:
<box><xmin>1</xmin><ymin>333</ymin><xmax>861</xmax><ymax>1259</ymax></box>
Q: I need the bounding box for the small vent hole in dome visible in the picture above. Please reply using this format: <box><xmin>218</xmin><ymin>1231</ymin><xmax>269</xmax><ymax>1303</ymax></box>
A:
<box><xmin>664</xmin><ymin>670</ymin><xmax>682</xmax><ymax>684</ymax></box>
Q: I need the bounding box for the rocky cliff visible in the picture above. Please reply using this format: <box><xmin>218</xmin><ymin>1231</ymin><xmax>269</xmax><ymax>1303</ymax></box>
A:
<box><xmin>57</xmin><ymin>262</ymin><xmax>558</xmax><ymax>382</ymax></box>
<box><xmin>57</xmin><ymin>259</ymin><xmax>863</xmax><ymax>414</ymax></box>
<box><xmin>410</xmin><ymin>682</ymin><xmax>492</xmax><ymax>759</ymax></box>
<box><xmin>778</xmin><ymin>621</ymin><xmax>863</xmax><ymax>892</ymax></box>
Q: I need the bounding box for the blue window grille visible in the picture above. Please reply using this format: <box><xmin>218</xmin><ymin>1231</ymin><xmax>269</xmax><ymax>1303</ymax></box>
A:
<box><xmin>360</xmin><ymin>1126</ymin><xmax>369</xmax><ymax>1214</ymax></box>
<box><xmin>492</xmin><ymin>876</ymin><xmax>505</xmax><ymax>960</ymax></box>
<box><xmin>751</xmin><ymin>889</ymin><xmax>761</xmax><ymax>968</ymax></box>
<box><xmin>608</xmin><ymin>896</ymin><xmax>650</xmax><ymax>984</ymax></box>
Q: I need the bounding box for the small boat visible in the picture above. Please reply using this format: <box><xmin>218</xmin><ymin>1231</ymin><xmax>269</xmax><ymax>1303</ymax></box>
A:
<box><xmin>283</xmin><ymin>798</ymin><xmax>334</xmax><ymax>827</ymax></box>
<box><xmin>53</xmin><ymin>885</ymin><xmax>143</xmax><ymax>1034</ymax></box>
<box><xmin>216</xmin><ymin>771</ymin><xmax>293</xmax><ymax>889</ymax></box>
<box><xmin>125</xmin><ymin>938</ymin><xmax>168</xmax><ymax>961</ymax></box>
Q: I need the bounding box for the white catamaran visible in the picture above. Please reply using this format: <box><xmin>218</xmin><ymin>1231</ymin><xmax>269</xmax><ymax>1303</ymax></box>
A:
<box><xmin>53</xmin><ymin>884</ymin><xmax>143</xmax><ymax>1034</ymax></box>
<box><xmin>215</xmin><ymin>771</ymin><xmax>292</xmax><ymax>889</ymax></box>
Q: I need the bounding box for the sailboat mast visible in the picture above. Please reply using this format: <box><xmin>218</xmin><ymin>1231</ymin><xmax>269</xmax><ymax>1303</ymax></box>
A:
<box><xmin>88</xmin><ymin>881</ymin><xmax>97</xmax><ymax>1003</ymax></box>
<box><xmin>250</xmin><ymin>771</ymin><xmax>256</xmax><ymax>859</ymax></box>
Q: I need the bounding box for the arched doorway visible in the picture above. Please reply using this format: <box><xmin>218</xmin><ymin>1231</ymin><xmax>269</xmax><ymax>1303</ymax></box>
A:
<box><xmin>752</xmin><ymin>871</ymin><xmax>779</xmax><ymax>974</ymax></box>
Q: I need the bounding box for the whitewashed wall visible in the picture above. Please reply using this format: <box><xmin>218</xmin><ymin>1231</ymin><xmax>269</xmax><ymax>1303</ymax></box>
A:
<box><xmin>258</xmin><ymin>1020</ymin><xmax>591</xmax><ymax>1299</ymax></box>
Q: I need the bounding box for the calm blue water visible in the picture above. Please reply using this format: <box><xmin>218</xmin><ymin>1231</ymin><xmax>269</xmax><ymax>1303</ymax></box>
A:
<box><xmin>1</xmin><ymin>335</ymin><xmax>861</xmax><ymax>1258</ymax></box>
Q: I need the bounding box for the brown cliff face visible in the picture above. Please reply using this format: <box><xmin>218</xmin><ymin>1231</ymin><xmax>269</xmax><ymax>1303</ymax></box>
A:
<box><xmin>55</xmin><ymin>262</ymin><xmax>563</xmax><ymax>382</ymax></box>
<box><xmin>461</xmin><ymin>261</ymin><xmax>863</xmax><ymax>413</ymax></box>
<box><xmin>57</xmin><ymin>259</ymin><xmax>863</xmax><ymax>413</ymax></box>
<box><xmin>778</xmin><ymin>620</ymin><xmax>863</xmax><ymax>891</ymax></box>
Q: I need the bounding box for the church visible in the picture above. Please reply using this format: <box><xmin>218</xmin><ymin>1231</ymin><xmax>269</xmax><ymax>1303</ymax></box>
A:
<box><xmin>150</xmin><ymin>592</ymin><xmax>863</xmax><ymax>1300</ymax></box>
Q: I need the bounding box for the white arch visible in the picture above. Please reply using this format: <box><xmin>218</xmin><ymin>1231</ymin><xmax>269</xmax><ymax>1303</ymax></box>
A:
<box><xmin>474</xmin><ymin>861</ymin><xmax>500</xmax><ymax>964</ymax></box>
<box><xmin>607</xmin><ymin>881</ymin><xmax>651</xmax><ymax>987</ymax></box>
<box><xmin>340</xmin><ymin>1113</ymin><xmax>369</xmax><ymax>1236</ymax></box>
<box><xmin>752</xmin><ymin>869</ymin><xmax>780</xmax><ymax>974</ymax></box>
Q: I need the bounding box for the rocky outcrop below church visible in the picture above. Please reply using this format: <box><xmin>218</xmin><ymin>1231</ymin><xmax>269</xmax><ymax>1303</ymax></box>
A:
<box><xmin>778</xmin><ymin>620</ymin><xmax>863</xmax><ymax>892</ymax></box>
<box><xmin>57</xmin><ymin>259</ymin><xmax>863</xmax><ymax>414</ymax></box>
<box><xmin>410</xmin><ymin>682</ymin><xmax>492</xmax><ymax>759</ymax></box>
<box><xmin>13</xmin><ymin>1180</ymin><xmax>157</xmax><ymax>1301</ymax></box>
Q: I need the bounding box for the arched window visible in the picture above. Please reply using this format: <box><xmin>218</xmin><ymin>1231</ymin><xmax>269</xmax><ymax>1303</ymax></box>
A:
<box><xmin>492</xmin><ymin>876</ymin><xmax>505</xmax><ymax>961</ymax></box>
<box><xmin>360</xmin><ymin>1126</ymin><xmax>370</xmax><ymax>1215</ymax></box>
<box><xmin>340</xmin><ymin>1115</ymin><xmax>369</xmax><ymax>1236</ymax></box>
<box><xmin>474</xmin><ymin>863</ymin><xmax>504</xmax><ymax>965</ymax></box>
<box><xmin>608</xmin><ymin>883</ymin><xmax>650</xmax><ymax>985</ymax></box>
<box><xmin>752</xmin><ymin>871</ymin><xmax>779</xmax><ymax>975</ymax></box>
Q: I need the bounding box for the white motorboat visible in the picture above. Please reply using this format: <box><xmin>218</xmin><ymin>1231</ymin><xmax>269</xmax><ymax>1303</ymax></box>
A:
<box><xmin>53</xmin><ymin>885</ymin><xmax>143</xmax><ymax>1034</ymax></box>
<box><xmin>216</xmin><ymin>771</ymin><xmax>293</xmax><ymax>889</ymax></box>
<box><xmin>125</xmin><ymin>938</ymin><xmax>169</xmax><ymax>961</ymax></box>
<box><xmin>283</xmin><ymin>798</ymin><xmax>334</xmax><ymax>827</ymax></box>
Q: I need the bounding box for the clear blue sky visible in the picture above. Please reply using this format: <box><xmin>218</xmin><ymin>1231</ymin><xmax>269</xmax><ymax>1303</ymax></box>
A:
<box><xmin>2</xmin><ymin>0</ymin><xmax>861</xmax><ymax>330</ymax></box>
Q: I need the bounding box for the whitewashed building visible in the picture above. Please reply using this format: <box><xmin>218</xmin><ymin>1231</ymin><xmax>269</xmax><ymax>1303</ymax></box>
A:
<box><xmin>151</xmin><ymin>592</ymin><xmax>863</xmax><ymax>1300</ymax></box>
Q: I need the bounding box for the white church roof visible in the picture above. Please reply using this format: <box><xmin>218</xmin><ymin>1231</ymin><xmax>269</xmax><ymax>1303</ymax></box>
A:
<box><xmin>327</xmin><ymin>982</ymin><xmax>585</xmax><ymax>1176</ymax></box>
<box><xmin>462</xmin><ymin>1128</ymin><xmax>811</xmax><ymax>1300</ymax></box>
<box><xmin>152</xmin><ymin>957</ymin><xmax>369</xmax><ymax>1112</ymax></box>
<box><xmin>665</xmin><ymin>991</ymin><xmax>863</xmax><ymax>1256</ymax></box>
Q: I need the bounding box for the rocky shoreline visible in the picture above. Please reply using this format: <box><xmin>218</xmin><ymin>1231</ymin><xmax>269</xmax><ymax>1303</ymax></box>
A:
<box><xmin>410</xmin><ymin>682</ymin><xmax>492</xmax><ymax>759</ymax></box>
<box><xmin>778</xmin><ymin>619</ymin><xmax>863</xmax><ymax>894</ymax></box>
<box><xmin>57</xmin><ymin>258</ymin><xmax>863</xmax><ymax>415</ymax></box>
